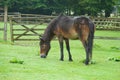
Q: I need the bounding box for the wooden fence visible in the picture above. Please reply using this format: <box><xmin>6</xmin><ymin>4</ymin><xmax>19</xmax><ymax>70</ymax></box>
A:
<box><xmin>0</xmin><ymin>12</ymin><xmax>22</xmax><ymax>21</ymax></box>
<box><xmin>0</xmin><ymin>20</ymin><xmax>7</xmax><ymax>41</ymax></box>
<box><xmin>9</xmin><ymin>15</ymin><xmax>120</xmax><ymax>42</ymax></box>
<box><xmin>92</xmin><ymin>17</ymin><xmax>120</xmax><ymax>31</ymax></box>
<box><xmin>0</xmin><ymin>12</ymin><xmax>22</xmax><ymax>40</ymax></box>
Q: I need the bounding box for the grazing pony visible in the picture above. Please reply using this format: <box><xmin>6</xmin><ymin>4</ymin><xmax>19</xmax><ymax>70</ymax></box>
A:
<box><xmin>40</xmin><ymin>14</ymin><xmax>95</xmax><ymax>65</ymax></box>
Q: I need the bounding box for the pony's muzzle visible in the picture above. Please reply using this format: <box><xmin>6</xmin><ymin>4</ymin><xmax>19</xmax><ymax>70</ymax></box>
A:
<box><xmin>40</xmin><ymin>54</ymin><xmax>46</xmax><ymax>58</ymax></box>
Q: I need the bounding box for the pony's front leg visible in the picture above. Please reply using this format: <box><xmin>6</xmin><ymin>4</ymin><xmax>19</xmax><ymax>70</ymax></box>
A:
<box><xmin>58</xmin><ymin>36</ymin><xmax>64</xmax><ymax>61</ymax></box>
<box><xmin>64</xmin><ymin>38</ymin><xmax>73</xmax><ymax>61</ymax></box>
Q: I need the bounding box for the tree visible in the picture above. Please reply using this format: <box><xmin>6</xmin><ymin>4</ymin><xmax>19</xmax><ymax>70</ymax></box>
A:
<box><xmin>99</xmin><ymin>0</ymin><xmax>115</xmax><ymax>17</ymax></box>
<box><xmin>0</xmin><ymin>0</ymin><xmax>9</xmax><ymax>41</ymax></box>
<box><xmin>114</xmin><ymin>0</ymin><xmax>120</xmax><ymax>16</ymax></box>
<box><xmin>0</xmin><ymin>0</ymin><xmax>116</xmax><ymax>17</ymax></box>
<box><xmin>72</xmin><ymin>0</ymin><xmax>115</xmax><ymax>17</ymax></box>
<box><xmin>78</xmin><ymin>0</ymin><xmax>101</xmax><ymax>16</ymax></box>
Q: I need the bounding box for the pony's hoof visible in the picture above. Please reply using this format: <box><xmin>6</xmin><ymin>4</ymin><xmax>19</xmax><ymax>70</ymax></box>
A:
<box><xmin>60</xmin><ymin>59</ymin><xmax>64</xmax><ymax>61</ymax></box>
<box><xmin>81</xmin><ymin>59</ymin><xmax>89</xmax><ymax>65</ymax></box>
<box><xmin>85</xmin><ymin>62</ymin><xmax>89</xmax><ymax>65</ymax></box>
<box><xmin>85</xmin><ymin>60</ymin><xmax>89</xmax><ymax>65</ymax></box>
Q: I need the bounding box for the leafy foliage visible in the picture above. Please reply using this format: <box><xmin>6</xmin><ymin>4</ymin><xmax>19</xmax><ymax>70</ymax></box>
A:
<box><xmin>0</xmin><ymin>0</ymin><xmax>117</xmax><ymax>17</ymax></box>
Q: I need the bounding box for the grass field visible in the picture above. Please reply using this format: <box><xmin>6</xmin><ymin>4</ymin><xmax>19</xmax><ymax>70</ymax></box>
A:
<box><xmin>0</xmin><ymin>22</ymin><xmax>120</xmax><ymax>80</ymax></box>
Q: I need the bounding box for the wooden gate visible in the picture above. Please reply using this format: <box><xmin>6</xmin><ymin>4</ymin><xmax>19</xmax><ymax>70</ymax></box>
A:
<box><xmin>9</xmin><ymin>17</ymin><xmax>50</xmax><ymax>42</ymax></box>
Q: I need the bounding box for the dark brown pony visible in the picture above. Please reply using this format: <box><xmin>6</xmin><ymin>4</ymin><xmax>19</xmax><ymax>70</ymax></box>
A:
<box><xmin>40</xmin><ymin>14</ymin><xmax>95</xmax><ymax>65</ymax></box>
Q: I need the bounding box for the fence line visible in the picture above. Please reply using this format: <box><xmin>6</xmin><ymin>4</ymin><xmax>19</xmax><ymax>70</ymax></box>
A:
<box><xmin>92</xmin><ymin>17</ymin><xmax>120</xmax><ymax>31</ymax></box>
<box><xmin>8</xmin><ymin>15</ymin><xmax>120</xmax><ymax>42</ymax></box>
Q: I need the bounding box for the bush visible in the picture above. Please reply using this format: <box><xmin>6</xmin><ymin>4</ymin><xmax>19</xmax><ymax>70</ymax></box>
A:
<box><xmin>108</xmin><ymin>56</ymin><xmax>120</xmax><ymax>62</ymax></box>
<box><xmin>9</xmin><ymin>57</ymin><xmax>24</xmax><ymax>64</ymax></box>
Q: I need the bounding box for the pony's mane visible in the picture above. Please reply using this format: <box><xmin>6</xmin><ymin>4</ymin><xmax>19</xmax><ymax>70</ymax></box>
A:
<box><xmin>42</xmin><ymin>14</ymin><xmax>66</xmax><ymax>41</ymax></box>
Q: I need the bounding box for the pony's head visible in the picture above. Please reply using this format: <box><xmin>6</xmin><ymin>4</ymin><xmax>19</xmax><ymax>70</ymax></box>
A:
<box><xmin>40</xmin><ymin>38</ymin><xmax>51</xmax><ymax>58</ymax></box>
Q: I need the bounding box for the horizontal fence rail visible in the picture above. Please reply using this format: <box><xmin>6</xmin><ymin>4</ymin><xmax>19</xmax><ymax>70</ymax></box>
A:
<box><xmin>9</xmin><ymin>15</ymin><xmax>120</xmax><ymax>42</ymax></box>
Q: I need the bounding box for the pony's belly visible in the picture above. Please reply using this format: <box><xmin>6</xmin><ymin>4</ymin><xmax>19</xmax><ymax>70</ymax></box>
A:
<box><xmin>69</xmin><ymin>33</ymin><xmax>78</xmax><ymax>40</ymax></box>
<box><xmin>64</xmin><ymin>30</ymin><xmax>78</xmax><ymax>39</ymax></box>
<box><xmin>69</xmin><ymin>28</ymin><xmax>78</xmax><ymax>39</ymax></box>
<box><xmin>54</xmin><ymin>26</ymin><xmax>78</xmax><ymax>39</ymax></box>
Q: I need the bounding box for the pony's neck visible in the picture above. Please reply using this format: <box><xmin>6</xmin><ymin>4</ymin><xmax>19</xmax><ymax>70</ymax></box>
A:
<box><xmin>42</xmin><ymin>28</ymin><xmax>54</xmax><ymax>42</ymax></box>
<box><xmin>42</xmin><ymin>15</ymin><xmax>59</xmax><ymax>42</ymax></box>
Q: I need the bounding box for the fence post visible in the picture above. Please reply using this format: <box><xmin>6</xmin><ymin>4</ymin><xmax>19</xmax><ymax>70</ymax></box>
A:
<box><xmin>9</xmin><ymin>17</ymin><xmax>14</xmax><ymax>43</ymax></box>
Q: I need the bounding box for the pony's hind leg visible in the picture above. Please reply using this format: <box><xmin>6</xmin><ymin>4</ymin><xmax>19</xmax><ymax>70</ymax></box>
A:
<box><xmin>81</xmin><ymin>40</ymin><xmax>90</xmax><ymax>65</ymax></box>
<box><xmin>79</xmin><ymin>26</ymin><xmax>91</xmax><ymax>65</ymax></box>
<box><xmin>88</xmin><ymin>33</ymin><xmax>94</xmax><ymax>62</ymax></box>
<box><xmin>82</xmin><ymin>39</ymin><xmax>93</xmax><ymax>65</ymax></box>
<box><xmin>64</xmin><ymin>38</ymin><xmax>73</xmax><ymax>61</ymax></box>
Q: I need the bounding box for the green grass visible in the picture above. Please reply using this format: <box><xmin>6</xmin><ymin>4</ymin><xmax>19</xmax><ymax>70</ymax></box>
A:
<box><xmin>0</xmin><ymin>22</ymin><xmax>120</xmax><ymax>80</ymax></box>
<box><xmin>95</xmin><ymin>30</ymin><xmax>120</xmax><ymax>37</ymax></box>
<box><xmin>0</xmin><ymin>39</ymin><xmax>120</xmax><ymax>80</ymax></box>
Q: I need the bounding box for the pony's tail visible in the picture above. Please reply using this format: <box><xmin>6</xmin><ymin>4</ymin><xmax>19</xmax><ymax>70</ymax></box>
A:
<box><xmin>88</xmin><ymin>22</ymin><xmax>95</xmax><ymax>60</ymax></box>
